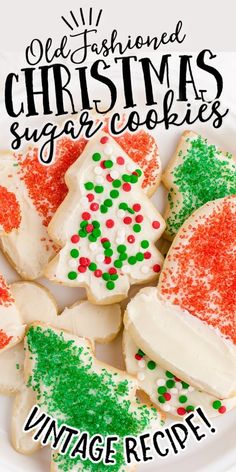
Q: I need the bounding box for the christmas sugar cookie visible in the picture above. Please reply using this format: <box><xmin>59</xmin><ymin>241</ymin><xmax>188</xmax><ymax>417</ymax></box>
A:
<box><xmin>162</xmin><ymin>131</ymin><xmax>236</xmax><ymax>240</ymax></box>
<box><xmin>0</xmin><ymin>138</ymin><xmax>87</xmax><ymax>279</ymax></box>
<box><xmin>0</xmin><ymin>274</ymin><xmax>24</xmax><ymax>352</ymax></box>
<box><xmin>45</xmin><ymin>132</ymin><xmax>165</xmax><ymax>304</ymax></box>
<box><xmin>22</xmin><ymin>323</ymin><xmax>161</xmax><ymax>470</ymax></box>
<box><xmin>124</xmin><ymin>286</ymin><xmax>236</xmax><ymax>399</ymax></box>
<box><xmin>123</xmin><ymin>330</ymin><xmax>236</xmax><ymax>418</ymax></box>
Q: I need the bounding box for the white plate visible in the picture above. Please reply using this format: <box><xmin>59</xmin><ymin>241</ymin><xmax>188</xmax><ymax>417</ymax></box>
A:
<box><xmin>0</xmin><ymin>52</ymin><xmax>236</xmax><ymax>471</ymax></box>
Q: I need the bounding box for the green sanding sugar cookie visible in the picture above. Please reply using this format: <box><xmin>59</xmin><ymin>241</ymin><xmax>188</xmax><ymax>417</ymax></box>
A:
<box><xmin>26</xmin><ymin>325</ymin><xmax>159</xmax><ymax>471</ymax></box>
<box><xmin>163</xmin><ymin>131</ymin><xmax>236</xmax><ymax>239</ymax></box>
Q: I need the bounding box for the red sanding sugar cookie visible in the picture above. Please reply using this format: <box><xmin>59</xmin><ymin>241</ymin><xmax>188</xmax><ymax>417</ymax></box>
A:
<box><xmin>0</xmin><ymin>186</ymin><xmax>21</xmax><ymax>233</ymax></box>
<box><xmin>159</xmin><ymin>195</ymin><xmax>236</xmax><ymax>344</ymax></box>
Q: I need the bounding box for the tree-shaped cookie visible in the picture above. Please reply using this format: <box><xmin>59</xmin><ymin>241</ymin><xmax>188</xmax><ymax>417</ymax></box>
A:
<box><xmin>45</xmin><ymin>133</ymin><xmax>165</xmax><ymax>304</ymax></box>
<box><xmin>24</xmin><ymin>324</ymin><xmax>161</xmax><ymax>471</ymax></box>
<box><xmin>162</xmin><ymin>131</ymin><xmax>236</xmax><ymax>240</ymax></box>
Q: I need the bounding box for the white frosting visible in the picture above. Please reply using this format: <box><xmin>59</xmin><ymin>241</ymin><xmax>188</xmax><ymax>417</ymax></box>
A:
<box><xmin>0</xmin><ymin>293</ymin><xmax>25</xmax><ymax>352</ymax></box>
<box><xmin>0</xmin><ymin>342</ymin><xmax>24</xmax><ymax>393</ymax></box>
<box><xmin>0</xmin><ymin>152</ymin><xmax>55</xmax><ymax>279</ymax></box>
<box><xmin>124</xmin><ymin>331</ymin><xmax>236</xmax><ymax>418</ymax></box>
<box><xmin>46</xmin><ymin>133</ymin><xmax>165</xmax><ymax>303</ymax></box>
<box><xmin>124</xmin><ymin>287</ymin><xmax>236</xmax><ymax>398</ymax></box>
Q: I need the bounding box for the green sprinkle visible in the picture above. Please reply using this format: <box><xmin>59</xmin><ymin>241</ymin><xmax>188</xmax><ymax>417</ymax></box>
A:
<box><xmin>100</xmin><ymin>205</ymin><xmax>108</xmax><ymax>214</ymax></box>
<box><xmin>104</xmin><ymin>199</ymin><xmax>113</xmax><ymax>207</ymax></box>
<box><xmin>166</xmin><ymin>379</ymin><xmax>175</xmax><ymax>389</ymax></box>
<box><xmin>119</xmin><ymin>253</ymin><xmax>127</xmax><ymax>261</ymax></box>
<box><xmin>79</xmin><ymin>230</ymin><xmax>87</xmax><ymax>238</ymax></box>
<box><xmin>94</xmin><ymin>185</ymin><xmax>104</xmax><ymax>194</ymax></box>
<box><xmin>130</xmin><ymin>174</ymin><xmax>138</xmax><ymax>184</ymax></box>
<box><xmin>181</xmin><ymin>381</ymin><xmax>189</xmax><ymax>389</ymax></box>
<box><xmin>92</xmin><ymin>152</ymin><xmax>101</xmax><ymax>162</ymax></box>
<box><xmin>128</xmin><ymin>256</ymin><xmax>136</xmax><ymax>265</ymax></box>
<box><xmin>114</xmin><ymin>260</ymin><xmax>122</xmax><ymax>269</ymax></box>
<box><xmin>133</xmin><ymin>224</ymin><xmax>141</xmax><ymax>233</ymax></box>
<box><xmin>104</xmin><ymin>160</ymin><xmax>113</xmax><ymax>168</ymax></box>
<box><xmin>102</xmin><ymin>240</ymin><xmax>111</xmax><ymax>248</ymax></box>
<box><xmin>110</xmin><ymin>190</ymin><xmax>119</xmax><ymax>199</ymax></box>
<box><xmin>84</xmin><ymin>182</ymin><xmax>94</xmax><ymax>191</ymax></box>
<box><xmin>89</xmin><ymin>262</ymin><xmax>97</xmax><ymax>271</ymax></box>
<box><xmin>158</xmin><ymin>386</ymin><xmax>167</xmax><ymax>394</ymax></box>
<box><xmin>110</xmin><ymin>274</ymin><xmax>118</xmax><ymax>281</ymax></box>
<box><xmin>112</xmin><ymin>179</ymin><xmax>121</xmax><ymax>188</ymax></box>
<box><xmin>106</xmin><ymin>281</ymin><xmax>115</xmax><ymax>290</ymax></box>
<box><xmin>138</xmin><ymin>349</ymin><xmax>145</xmax><ymax>356</ymax></box>
<box><xmin>119</xmin><ymin>202</ymin><xmax>128</xmax><ymax>210</ymax></box>
<box><xmin>80</xmin><ymin>220</ymin><xmax>87</xmax><ymax>228</ymax></box>
<box><xmin>147</xmin><ymin>361</ymin><xmax>156</xmax><ymax>370</ymax></box>
<box><xmin>92</xmin><ymin>221</ymin><xmax>100</xmax><ymax>228</ymax></box>
<box><xmin>179</xmin><ymin>395</ymin><xmax>188</xmax><ymax>404</ymax></box>
<box><xmin>117</xmin><ymin>245</ymin><xmax>126</xmax><ymax>253</ymax></box>
<box><xmin>102</xmin><ymin>273</ymin><xmax>110</xmax><ymax>281</ymax></box>
<box><xmin>186</xmin><ymin>405</ymin><xmax>195</xmax><ymax>412</ymax></box>
<box><xmin>135</xmin><ymin>169</ymin><xmax>142</xmax><ymax>176</ymax></box>
<box><xmin>122</xmin><ymin>174</ymin><xmax>131</xmax><ymax>182</ymax></box>
<box><xmin>105</xmin><ymin>249</ymin><xmax>113</xmax><ymax>257</ymax></box>
<box><xmin>92</xmin><ymin>228</ymin><xmax>101</xmax><ymax>238</ymax></box>
<box><xmin>88</xmin><ymin>235</ymin><xmax>97</xmax><ymax>242</ymax></box>
<box><xmin>165</xmin><ymin>371</ymin><xmax>174</xmax><ymax>378</ymax></box>
<box><xmin>141</xmin><ymin>240</ymin><xmax>149</xmax><ymax>249</ymax></box>
<box><xmin>136</xmin><ymin>252</ymin><xmax>144</xmax><ymax>261</ymax></box>
<box><xmin>70</xmin><ymin>249</ymin><xmax>79</xmax><ymax>258</ymax></box>
<box><xmin>212</xmin><ymin>400</ymin><xmax>222</xmax><ymax>410</ymax></box>
<box><xmin>68</xmin><ymin>271</ymin><xmax>77</xmax><ymax>280</ymax></box>
<box><xmin>158</xmin><ymin>396</ymin><xmax>166</xmax><ymax>404</ymax></box>
<box><xmin>16</xmin><ymin>363</ymin><xmax>20</xmax><ymax>370</ymax></box>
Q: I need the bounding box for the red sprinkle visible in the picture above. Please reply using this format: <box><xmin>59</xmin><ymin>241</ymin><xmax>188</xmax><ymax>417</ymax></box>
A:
<box><xmin>0</xmin><ymin>330</ymin><xmax>13</xmax><ymax>349</ymax></box>
<box><xmin>0</xmin><ymin>186</ymin><xmax>21</xmax><ymax>233</ymax></box>
<box><xmin>124</xmin><ymin>216</ymin><xmax>132</xmax><ymax>225</ymax></box>
<box><xmin>71</xmin><ymin>234</ymin><xmax>80</xmax><ymax>244</ymax></box>
<box><xmin>153</xmin><ymin>264</ymin><xmax>161</xmax><ymax>273</ymax></box>
<box><xmin>144</xmin><ymin>252</ymin><xmax>151</xmax><ymax>259</ymax></box>
<box><xmin>94</xmin><ymin>269</ymin><xmax>102</xmax><ymax>278</ymax></box>
<box><xmin>86</xmin><ymin>224</ymin><xmax>94</xmax><ymax>233</ymax></box>
<box><xmin>87</xmin><ymin>193</ymin><xmax>94</xmax><ymax>202</ymax></box>
<box><xmin>123</xmin><ymin>183</ymin><xmax>131</xmax><ymax>192</ymax></box>
<box><xmin>78</xmin><ymin>265</ymin><xmax>86</xmax><ymax>273</ymax></box>
<box><xmin>135</xmin><ymin>215</ymin><xmax>143</xmax><ymax>223</ymax></box>
<box><xmin>163</xmin><ymin>393</ymin><xmax>171</xmax><ymax>401</ymax></box>
<box><xmin>109</xmin><ymin>267</ymin><xmax>117</xmax><ymax>275</ymax></box>
<box><xmin>135</xmin><ymin>354</ymin><xmax>142</xmax><ymax>361</ymax></box>
<box><xmin>82</xmin><ymin>212</ymin><xmax>90</xmax><ymax>221</ymax></box>
<box><xmin>219</xmin><ymin>406</ymin><xmax>226</xmax><ymax>414</ymax></box>
<box><xmin>101</xmin><ymin>238</ymin><xmax>109</xmax><ymax>244</ymax></box>
<box><xmin>127</xmin><ymin>235</ymin><xmax>135</xmax><ymax>244</ymax></box>
<box><xmin>90</xmin><ymin>202</ymin><xmax>99</xmax><ymax>211</ymax></box>
<box><xmin>152</xmin><ymin>221</ymin><xmax>160</xmax><ymax>229</ymax></box>
<box><xmin>117</xmin><ymin>156</ymin><xmax>125</xmax><ymax>165</ymax></box>
<box><xmin>177</xmin><ymin>407</ymin><xmax>186</xmax><ymax>416</ymax></box>
<box><xmin>104</xmin><ymin>257</ymin><xmax>112</xmax><ymax>264</ymax></box>
<box><xmin>106</xmin><ymin>174</ymin><xmax>113</xmax><ymax>182</ymax></box>
<box><xmin>100</xmin><ymin>160</ymin><xmax>106</xmax><ymax>169</ymax></box>
<box><xmin>100</xmin><ymin>136</ymin><xmax>109</xmax><ymax>144</ymax></box>
<box><xmin>106</xmin><ymin>219</ymin><xmax>114</xmax><ymax>228</ymax></box>
<box><xmin>133</xmin><ymin>203</ymin><xmax>141</xmax><ymax>212</ymax></box>
<box><xmin>80</xmin><ymin>257</ymin><xmax>90</xmax><ymax>266</ymax></box>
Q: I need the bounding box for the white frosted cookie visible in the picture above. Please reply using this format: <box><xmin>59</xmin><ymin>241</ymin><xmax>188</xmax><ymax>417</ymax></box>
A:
<box><xmin>162</xmin><ymin>130</ymin><xmax>236</xmax><ymax>240</ymax></box>
<box><xmin>123</xmin><ymin>330</ymin><xmax>236</xmax><ymax>418</ymax></box>
<box><xmin>22</xmin><ymin>323</ymin><xmax>161</xmax><ymax>469</ymax></box>
<box><xmin>124</xmin><ymin>285</ymin><xmax>236</xmax><ymax>399</ymax></box>
<box><xmin>0</xmin><ymin>274</ymin><xmax>25</xmax><ymax>352</ymax></box>
<box><xmin>45</xmin><ymin>132</ymin><xmax>165</xmax><ymax>304</ymax></box>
